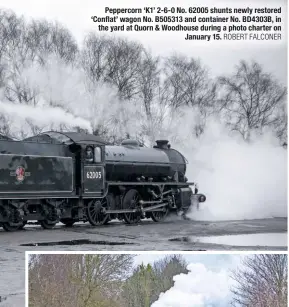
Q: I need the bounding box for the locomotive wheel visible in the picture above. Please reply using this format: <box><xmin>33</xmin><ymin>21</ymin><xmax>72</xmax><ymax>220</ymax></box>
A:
<box><xmin>2</xmin><ymin>223</ymin><xmax>20</xmax><ymax>232</ymax></box>
<box><xmin>18</xmin><ymin>221</ymin><xmax>27</xmax><ymax>230</ymax></box>
<box><xmin>122</xmin><ymin>189</ymin><xmax>141</xmax><ymax>224</ymax></box>
<box><xmin>60</xmin><ymin>218</ymin><xmax>75</xmax><ymax>227</ymax></box>
<box><xmin>1</xmin><ymin>205</ymin><xmax>23</xmax><ymax>232</ymax></box>
<box><xmin>86</xmin><ymin>195</ymin><xmax>113</xmax><ymax>226</ymax></box>
<box><xmin>39</xmin><ymin>204</ymin><xmax>59</xmax><ymax>229</ymax></box>
<box><xmin>150</xmin><ymin>207</ymin><xmax>169</xmax><ymax>222</ymax></box>
<box><xmin>40</xmin><ymin>220</ymin><xmax>57</xmax><ymax>229</ymax></box>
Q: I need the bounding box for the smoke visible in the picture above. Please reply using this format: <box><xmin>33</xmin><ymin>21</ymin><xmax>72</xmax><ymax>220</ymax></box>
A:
<box><xmin>0</xmin><ymin>101</ymin><xmax>91</xmax><ymax>133</ymax></box>
<box><xmin>155</xmin><ymin>107</ymin><xmax>287</xmax><ymax>220</ymax></box>
<box><xmin>0</xmin><ymin>54</ymin><xmax>148</xmax><ymax>140</ymax></box>
<box><xmin>186</xmin><ymin>119</ymin><xmax>287</xmax><ymax>220</ymax></box>
<box><xmin>17</xmin><ymin>56</ymin><xmax>146</xmax><ymax>141</ymax></box>
<box><xmin>0</xmin><ymin>56</ymin><xmax>94</xmax><ymax>137</ymax></box>
<box><xmin>151</xmin><ymin>262</ymin><xmax>232</xmax><ymax>307</ymax></box>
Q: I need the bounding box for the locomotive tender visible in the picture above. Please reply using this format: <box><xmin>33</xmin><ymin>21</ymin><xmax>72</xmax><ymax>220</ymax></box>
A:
<box><xmin>0</xmin><ymin>131</ymin><xmax>206</xmax><ymax>231</ymax></box>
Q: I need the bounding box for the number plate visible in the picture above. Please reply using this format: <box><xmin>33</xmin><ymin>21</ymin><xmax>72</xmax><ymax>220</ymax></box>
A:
<box><xmin>83</xmin><ymin>165</ymin><xmax>104</xmax><ymax>193</ymax></box>
<box><xmin>86</xmin><ymin>170</ymin><xmax>102</xmax><ymax>179</ymax></box>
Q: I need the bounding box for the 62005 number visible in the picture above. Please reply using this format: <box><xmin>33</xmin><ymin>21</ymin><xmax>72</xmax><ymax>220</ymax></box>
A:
<box><xmin>86</xmin><ymin>171</ymin><xmax>102</xmax><ymax>179</ymax></box>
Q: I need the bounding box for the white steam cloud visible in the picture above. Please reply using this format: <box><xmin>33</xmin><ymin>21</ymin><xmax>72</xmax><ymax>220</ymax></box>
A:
<box><xmin>186</xmin><ymin>119</ymin><xmax>287</xmax><ymax>220</ymax></box>
<box><xmin>151</xmin><ymin>263</ymin><xmax>232</xmax><ymax>307</ymax></box>
<box><xmin>13</xmin><ymin>56</ymin><xmax>144</xmax><ymax>139</ymax></box>
<box><xmin>153</xmin><ymin>108</ymin><xmax>287</xmax><ymax>220</ymax></box>
<box><xmin>0</xmin><ymin>101</ymin><xmax>91</xmax><ymax>132</ymax></box>
<box><xmin>0</xmin><ymin>56</ymin><xmax>94</xmax><ymax>136</ymax></box>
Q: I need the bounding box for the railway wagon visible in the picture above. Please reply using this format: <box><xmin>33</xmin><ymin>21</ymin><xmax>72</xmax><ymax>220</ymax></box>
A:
<box><xmin>0</xmin><ymin>131</ymin><xmax>206</xmax><ymax>231</ymax></box>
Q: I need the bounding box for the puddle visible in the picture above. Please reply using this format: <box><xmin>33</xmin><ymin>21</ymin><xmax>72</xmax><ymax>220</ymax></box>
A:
<box><xmin>20</xmin><ymin>239</ymin><xmax>135</xmax><ymax>247</ymax></box>
<box><xmin>192</xmin><ymin>233</ymin><xmax>287</xmax><ymax>247</ymax></box>
<box><xmin>169</xmin><ymin>237</ymin><xmax>190</xmax><ymax>242</ymax></box>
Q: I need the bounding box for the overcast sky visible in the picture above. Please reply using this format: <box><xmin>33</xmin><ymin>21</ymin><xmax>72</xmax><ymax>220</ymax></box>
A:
<box><xmin>0</xmin><ymin>0</ymin><xmax>287</xmax><ymax>83</ymax></box>
<box><xmin>134</xmin><ymin>253</ymin><xmax>242</xmax><ymax>269</ymax></box>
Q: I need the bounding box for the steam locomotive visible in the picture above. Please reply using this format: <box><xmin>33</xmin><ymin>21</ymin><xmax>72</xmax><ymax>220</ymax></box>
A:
<box><xmin>0</xmin><ymin>131</ymin><xmax>206</xmax><ymax>231</ymax></box>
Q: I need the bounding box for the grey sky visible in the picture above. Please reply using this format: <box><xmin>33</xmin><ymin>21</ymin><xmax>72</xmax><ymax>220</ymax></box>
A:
<box><xmin>134</xmin><ymin>253</ymin><xmax>242</xmax><ymax>271</ymax></box>
<box><xmin>0</xmin><ymin>0</ymin><xmax>287</xmax><ymax>83</ymax></box>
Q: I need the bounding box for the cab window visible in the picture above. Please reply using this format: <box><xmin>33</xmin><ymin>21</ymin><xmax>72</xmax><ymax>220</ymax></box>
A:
<box><xmin>94</xmin><ymin>146</ymin><xmax>101</xmax><ymax>162</ymax></box>
<box><xmin>85</xmin><ymin>146</ymin><xmax>94</xmax><ymax>163</ymax></box>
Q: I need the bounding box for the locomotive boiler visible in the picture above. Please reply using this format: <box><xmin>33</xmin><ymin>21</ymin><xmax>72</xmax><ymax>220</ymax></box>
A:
<box><xmin>0</xmin><ymin>131</ymin><xmax>206</xmax><ymax>231</ymax></box>
<box><xmin>106</xmin><ymin>140</ymin><xmax>187</xmax><ymax>182</ymax></box>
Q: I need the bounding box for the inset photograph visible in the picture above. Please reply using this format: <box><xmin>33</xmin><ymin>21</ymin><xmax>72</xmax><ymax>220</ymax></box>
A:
<box><xmin>27</xmin><ymin>252</ymin><xmax>288</xmax><ymax>307</ymax></box>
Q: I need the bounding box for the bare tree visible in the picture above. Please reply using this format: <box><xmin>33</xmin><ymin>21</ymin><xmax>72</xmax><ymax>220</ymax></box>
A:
<box><xmin>0</xmin><ymin>113</ymin><xmax>12</xmax><ymax>138</ymax></box>
<box><xmin>4</xmin><ymin>70</ymin><xmax>39</xmax><ymax>105</ymax></box>
<box><xmin>29</xmin><ymin>254</ymin><xmax>80</xmax><ymax>307</ymax></box>
<box><xmin>0</xmin><ymin>9</ymin><xmax>25</xmax><ymax>61</ymax></box>
<box><xmin>0</xmin><ymin>10</ymin><xmax>26</xmax><ymax>99</ymax></box>
<box><xmin>29</xmin><ymin>254</ymin><xmax>135</xmax><ymax>307</ymax></box>
<box><xmin>273</xmin><ymin>102</ymin><xmax>287</xmax><ymax>144</ymax></box>
<box><xmin>162</xmin><ymin>54</ymin><xmax>217</xmax><ymax>111</ymax></box>
<box><xmin>25</xmin><ymin>19</ymin><xmax>78</xmax><ymax>64</ymax></box>
<box><xmin>137</xmin><ymin>50</ymin><xmax>160</xmax><ymax>118</ymax></box>
<box><xmin>231</xmin><ymin>254</ymin><xmax>287</xmax><ymax>307</ymax></box>
<box><xmin>81</xmin><ymin>34</ymin><xmax>144</xmax><ymax>100</ymax></box>
<box><xmin>160</xmin><ymin>55</ymin><xmax>217</xmax><ymax>138</ymax></box>
<box><xmin>81</xmin><ymin>33</ymin><xmax>111</xmax><ymax>83</ymax></box>
<box><xmin>218</xmin><ymin>60</ymin><xmax>287</xmax><ymax>140</ymax></box>
<box><xmin>104</xmin><ymin>37</ymin><xmax>143</xmax><ymax>100</ymax></box>
<box><xmin>1</xmin><ymin>11</ymin><xmax>78</xmax><ymax>104</ymax></box>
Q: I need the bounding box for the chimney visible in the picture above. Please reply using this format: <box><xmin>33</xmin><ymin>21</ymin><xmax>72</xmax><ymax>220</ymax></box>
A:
<box><xmin>156</xmin><ymin>140</ymin><xmax>169</xmax><ymax>149</ymax></box>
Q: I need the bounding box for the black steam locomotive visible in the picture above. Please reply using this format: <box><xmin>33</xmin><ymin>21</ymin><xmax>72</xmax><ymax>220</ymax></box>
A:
<box><xmin>0</xmin><ymin>131</ymin><xmax>206</xmax><ymax>231</ymax></box>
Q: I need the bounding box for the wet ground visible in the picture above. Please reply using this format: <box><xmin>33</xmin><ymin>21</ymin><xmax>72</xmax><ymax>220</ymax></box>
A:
<box><xmin>0</xmin><ymin>217</ymin><xmax>287</xmax><ymax>306</ymax></box>
<box><xmin>195</xmin><ymin>233</ymin><xmax>287</xmax><ymax>247</ymax></box>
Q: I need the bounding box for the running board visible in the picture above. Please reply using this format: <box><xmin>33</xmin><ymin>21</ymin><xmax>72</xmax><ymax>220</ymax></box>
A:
<box><xmin>107</xmin><ymin>181</ymin><xmax>196</xmax><ymax>186</ymax></box>
<box><xmin>103</xmin><ymin>203</ymin><xmax>168</xmax><ymax>214</ymax></box>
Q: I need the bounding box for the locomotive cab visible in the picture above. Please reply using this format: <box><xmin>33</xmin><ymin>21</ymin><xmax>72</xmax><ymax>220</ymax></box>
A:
<box><xmin>81</xmin><ymin>143</ymin><xmax>105</xmax><ymax>196</ymax></box>
<box><xmin>59</xmin><ymin>132</ymin><xmax>107</xmax><ymax>197</ymax></box>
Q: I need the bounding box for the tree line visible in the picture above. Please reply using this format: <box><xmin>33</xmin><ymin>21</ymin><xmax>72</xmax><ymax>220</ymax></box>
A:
<box><xmin>28</xmin><ymin>254</ymin><xmax>287</xmax><ymax>307</ymax></box>
<box><xmin>28</xmin><ymin>254</ymin><xmax>189</xmax><ymax>307</ymax></box>
<box><xmin>0</xmin><ymin>8</ymin><xmax>287</xmax><ymax>145</ymax></box>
